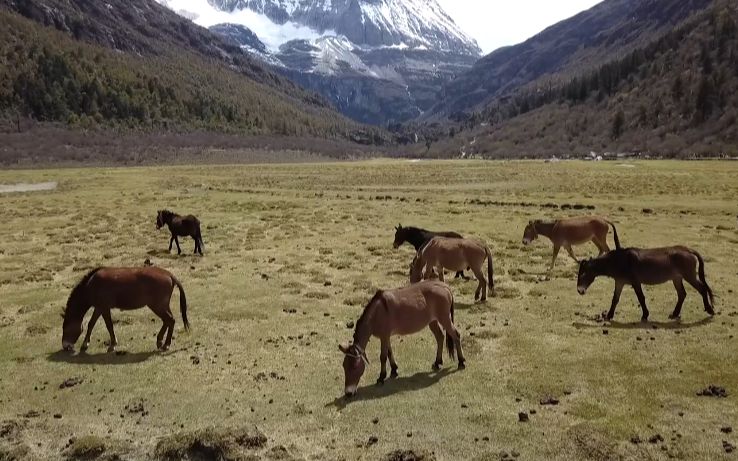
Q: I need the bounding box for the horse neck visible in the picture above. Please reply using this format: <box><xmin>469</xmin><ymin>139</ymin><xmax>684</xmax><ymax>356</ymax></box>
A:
<box><xmin>66</xmin><ymin>293</ymin><xmax>91</xmax><ymax>323</ymax></box>
<box><xmin>353</xmin><ymin>300</ymin><xmax>379</xmax><ymax>348</ymax></box>
<box><xmin>406</xmin><ymin>229</ymin><xmax>428</xmax><ymax>250</ymax></box>
<box><xmin>535</xmin><ymin>221</ymin><xmax>556</xmax><ymax>239</ymax></box>
<box><xmin>591</xmin><ymin>254</ymin><xmax>617</xmax><ymax>277</ymax></box>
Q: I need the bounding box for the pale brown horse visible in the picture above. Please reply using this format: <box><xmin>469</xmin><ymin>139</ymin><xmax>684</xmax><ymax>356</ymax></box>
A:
<box><xmin>61</xmin><ymin>267</ymin><xmax>189</xmax><ymax>352</ymax></box>
<box><xmin>577</xmin><ymin>246</ymin><xmax>715</xmax><ymax>321</ymax></box>
<box><xmin>157</xmin><ymin>210</ymin><xmax>204</xmax><ymax>255</ymax></box>
<box><xmin>410</xmin><ymin>237</ymin><xmax>494</xmax><ymax>302</ymax></box>
<box><xmin>338</xmin><ymin>281</ymin><xmax>465</xmax><ymax>397</ymax></box>
<box><xmin>522</xmin><ymin>216</ymin><xmax>621</xmax><ymax>272</ymax></box>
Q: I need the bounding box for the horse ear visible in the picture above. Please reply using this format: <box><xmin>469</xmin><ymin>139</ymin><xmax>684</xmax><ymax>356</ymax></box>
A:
<box><xmin>398</xmin><ymin>223</ymin><xmax>402</xmax><ymax>229</ymax></box>
<box><xmin>338</xmin><ymin>344</ymin><xmax>349</xmax><ymax>354</ymax></box>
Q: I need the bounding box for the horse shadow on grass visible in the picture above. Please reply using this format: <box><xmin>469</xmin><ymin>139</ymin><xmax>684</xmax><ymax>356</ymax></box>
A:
<box><xmin>572</xmin><ymin>316</ymin><xmax>713</xmax><ymax>331</ymax></box>
<box><xmin>46</xmin><ymin>350</ymin><xmax>158</xmax><ymax>365</ymax></box>
<box><xmin>326</xmin><ymin>368</ymin><xmax>458</xmax><ymax>410</ymax></box>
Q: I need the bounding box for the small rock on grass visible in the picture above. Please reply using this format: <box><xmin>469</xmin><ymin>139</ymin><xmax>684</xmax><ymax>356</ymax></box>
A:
<box><xmin>540</xmin><ymin>397</ymin><xmax>559</xmax><ymax>406</ymax></box>
<box><xmin>59</xmin><ymin>377</ymin><xmax>83</xmax><ymax>389</ymax></box>
<box><xmin>721</xmin><ymin>426</ymin><xmax>733</xmax><ymax>434</ymax></box>
<box><xmin>724</xmin><ymin>441</ymin><xmax>736</xmax><ymax>453</ymax></box>
<box><xmin>697</xmin><ymin>385</ymin><xmax>728</xmax><ymax>397</ymax></box>
<box><xmin>518</xmin><ymin>412</ymin><xmax>529</xmax><ymax>422</ymax></box>
<box><xmin>367</xmin><ymin>436</ymin><xmax>379</xmax><ymax>447</ymax></box>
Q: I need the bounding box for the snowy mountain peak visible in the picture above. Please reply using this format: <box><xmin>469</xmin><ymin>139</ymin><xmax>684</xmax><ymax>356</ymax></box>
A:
<box><xmin>208</xmin><ymin>0</ymin><xmax>481</xmax><ymax>55</ymax></box>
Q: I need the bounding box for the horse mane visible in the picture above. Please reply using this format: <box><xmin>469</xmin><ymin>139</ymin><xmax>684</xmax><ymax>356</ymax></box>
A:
<box><xmin>64</xmin><ymin>267</ymin><xmax>102</xmax><ymax>318</ymax></box>
<box><xmin>354</xmin><ymin>290</ymin><xmax>385</xmax><ymax>340</ymax></box>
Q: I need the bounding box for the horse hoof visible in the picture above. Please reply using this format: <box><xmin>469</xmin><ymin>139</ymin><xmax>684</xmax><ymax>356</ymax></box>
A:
<box><xmin>640</xmin><ymin>317</ymin><xmax>649</xmax><ymax>323</ymax></box>
<box><xmin>479</xmin><ymin>297</ymin><xmax>487</xmax><ymax>303</ymax></box>
<box><xmin>706</xmin><ymin>309</ymin><xmax>715</xmax><ymax>316</ymax></box>
<box><xmin>107</xmin><ymin>346</ymin><xmax>116</xmax><ymax>353</ymax></box>
<box><xmin>376</xmin><ymin>379</ymin><xmax>385</xmax><ymax>386</ymax></box>
<box><xmin>669</xmin><ymin>314</ymin><xmax>680</xmax><ymax>320</ymax></box>
<box><xmin>458</xmin><ymin>362</ymin><xmax>466</xmax><ymax>370</ymax></box>
<box><xmin>432</xmin><ymin>362</ymin><xmax>442</xmax><ymax>371</ymax></box>
<box><xmin>390</xmin><ymin>370</ymin><xmax>398</xmax><ymax>379</ymax></box>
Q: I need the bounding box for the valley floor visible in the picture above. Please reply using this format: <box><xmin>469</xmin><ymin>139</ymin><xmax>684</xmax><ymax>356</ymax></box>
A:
<box><xmin>0</xmin><ymin>160</ymin><xmax>736</xmax><ymax>460</ymax></box>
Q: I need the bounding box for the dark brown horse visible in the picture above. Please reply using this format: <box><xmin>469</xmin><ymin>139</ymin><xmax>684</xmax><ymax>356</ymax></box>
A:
<box><xmin>393</xmin><ymin>224</ymin><xmax>468</xmax><ymax>279</ymax></box>
<box><xmin>339</xmin><ymin>281</ymin><xmax>465</xmax><ymax>397</ymax></box>
<box><xmin>577</xmin><ymin>246</ymin><xmax>715</xmax><ymax>321</ymax></box>
<box><xmin>157</xmin><ymin>210</ymin><xmax>204</xmax><ymax>255</ymax></box>
<box><xmin>61</xmin><ymin>267</ymin><xmax>189</xmax><ymax>352</ymax></box>
<box><xmin>523</xmin><ymin>216</ymin><xmax>620</xmax><ymax>272</ymax></box>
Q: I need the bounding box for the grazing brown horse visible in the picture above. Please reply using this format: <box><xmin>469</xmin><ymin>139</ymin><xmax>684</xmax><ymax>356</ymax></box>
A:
<box><xmin>410</xmin><ymin>237</ymin><xmax>494</xmax><ymax>301</ymax></box>
<box><xmin>577</xmin><ymin>246</ymin><xmax>715</xmax><ymax>321</ymax></box>
<box><xmin>156</xmin><ymin>210</ymin><xmax>204</xmax><ymax>255</ymax></box>
<box><xmin>61</xmin><ymin>267</ymin><xmax>189</xmax><ymax>352</ymax></box>
<box><xmin>339</xmin><ymin>281</ymin><xmax>465</xmax><ymax>397</ymax></box>
<box><xmin>393</xmin><ymin>224</ymin><xmax>468</xmax><ymax>279</ymax></box>
<box><xmin>522</xmin><ymin>216</ymin><xmax>621</xmax><ymax>272</ymax></box>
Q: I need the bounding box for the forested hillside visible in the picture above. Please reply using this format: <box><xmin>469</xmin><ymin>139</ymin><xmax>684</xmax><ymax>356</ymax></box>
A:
<box><xmin>422</xmin><ymin>2</ymin><xmax>738</xmax><ymax>158</ymax></box>
<box><xmin>0</xmin><ymin>1</ymin><xmax>379</xmax><ymax>142</ymax></box>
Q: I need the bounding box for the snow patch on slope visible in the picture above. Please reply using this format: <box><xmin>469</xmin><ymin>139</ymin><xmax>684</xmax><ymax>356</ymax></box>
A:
<box><xmin>157</xmin><ymin>0</ymin><xmax>325</xmax><ymax>50</ymax></box>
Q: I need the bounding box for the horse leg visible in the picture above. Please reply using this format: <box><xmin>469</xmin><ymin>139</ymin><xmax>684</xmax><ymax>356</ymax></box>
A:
<box><xmin>160</xmin><ymin>307</ymin><xmax>176</xmax><ymax>351</ymax></box>
<box><xmin>632</xmin><ymin>283</ymin><xmax>650</xmax><ymax>322</ymax></box>
<box><xmin>684</xmin><ymin>274</ymin><xmax>714</xmax><ymax>315</ymax></box>
<box><xmin>669</xmin><ymin>279</ymin><xmax>687</xmax><ymax>320</ymax></box>
<box><xmin>471</xmin><ymin>266</ymin><xmax>486</xmax><ymax>302</ymax></box>
<box><xmin>436</xmin><ymin>264</ymin><xmax>445</xmax><ymax>283</ymax></box>
<box><xmin>174</xmin><ymin>236</ymin><xmax>182</xmax><ymax>255</ymax></box>
<box><xmin>606</xmin><ymin>282</ymin><xmax>624</xmax><ymax>321</ymax></box>
<box><xmin>439</xmin><ymin>316</ymin><xmax>465</xmax><ymax>369</ymax></box>
<box><xmin>100</xmin><ymin>309</ymin><xmax>118</xmax><ymax>352</ymax></box>
<box><xmin>80</xmin><ymin>309</ymin><xmax>102</xmax><ymax>352</ymax></box>
<box><xmin>150</xmin><ymin>309</ymin><xmax>169</xmax><ymax>350</ymax></box>
<box><xmin>549</xmin><ymin>244</ymin><xmax>561</xmax><ymax>273</ymax></box>
<box><xmin>377</xmin><ymin>336</ymin><xmax>389</xmax><ymax>385</ymax></box>
<box><xmin>594</xmin><ymin>237</ymin><xmax>610</xmax><ymax>256</ymax></box>
<box><xmin>429</xmin><ymin>321</ymin><xmax>444</xmax><ymax>370</ymax></box>
<box><xmin>564</xmin><ymin>244</ymin><xmax>578</xmax><ymax>263</ymax></box>
<box><xmin>388</xmin><ymin>346</ymin><xmax>398</xmax><ymax>378</ymax></box>
<box><xmin>168</xmin><ymin>235</ymin><xmax>174</xmax><ymax>252</ymax></box>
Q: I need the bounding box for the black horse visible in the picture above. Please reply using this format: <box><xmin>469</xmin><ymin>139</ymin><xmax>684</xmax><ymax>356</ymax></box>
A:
<box><xmin>393</xmin><ymin>224</ymin><xmax>468</xmax><ymax>279</ymax></box>
<box><xmin>156</xmin><ymin>210</ymin><xmax>204</xmax><ymax>256</ymax></box>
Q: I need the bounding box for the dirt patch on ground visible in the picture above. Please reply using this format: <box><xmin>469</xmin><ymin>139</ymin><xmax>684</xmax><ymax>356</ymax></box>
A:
<box><xmin>155</xmin><ymin>425</ymin><xmax>267</xmax><ymax>461</ymax></box>
<box><xmin>381</xmin><ymin>449</ymin><xmax>436</xmax><ymax>461</ymax></box>
<box><xmin>566</xmin><ymin>424</ymin><xmax>622</xmax><ymax>461</ymax></box>
<box><xmin>0</xmin><ymin>182</ymin><xmax>57</xmax><ymax>193</ymax></box>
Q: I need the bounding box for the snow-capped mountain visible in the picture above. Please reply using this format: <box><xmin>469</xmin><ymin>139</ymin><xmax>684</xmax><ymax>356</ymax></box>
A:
<box><xmin>177</xmin><ymin>0</ymin><xmax>480</xmax><ymax>125</ymax></box>
<box><xmin>208</xmin><ymin>0</ymin><xmax>480</xmax><ymax>55</ymax></box>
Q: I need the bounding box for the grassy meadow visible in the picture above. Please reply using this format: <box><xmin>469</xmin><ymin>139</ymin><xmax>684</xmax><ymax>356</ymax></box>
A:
<box><xmin>0</xmin><ymin>160</ymin><xmax>736</xmax><ymax>461</ymax></box>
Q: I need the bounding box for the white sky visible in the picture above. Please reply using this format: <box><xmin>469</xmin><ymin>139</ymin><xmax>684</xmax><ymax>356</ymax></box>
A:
<box><xmin>438</xmin><ymin>0</ymin><xmax>603</xmax><ymax>53</ymax></box>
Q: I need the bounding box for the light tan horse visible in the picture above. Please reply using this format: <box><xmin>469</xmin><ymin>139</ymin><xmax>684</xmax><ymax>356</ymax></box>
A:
<box><xmin>410</xmin><ymin>237</ymin><xmax>494</xmax><ymax>302</ymax></box>
<box><xmin>522</xmin><ymin>216</ymin><xmax>621</xmax><ymax>272</ymax></box>
<box><xmin>338</xmin><ymin>281</ymin><xmax>465</xmax><ymax>397</ymax></box>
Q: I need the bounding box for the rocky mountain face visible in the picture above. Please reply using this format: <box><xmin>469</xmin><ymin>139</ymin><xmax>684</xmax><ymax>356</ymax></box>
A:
<box><xmin>203</xmin><ymin>0</ymin><xmax>481</xmax><ymax>125</ymax></box>
<box><xmin>428</xmin><ymin>0</ymin><xmax>715</xmax><ymax>120</ymax></box>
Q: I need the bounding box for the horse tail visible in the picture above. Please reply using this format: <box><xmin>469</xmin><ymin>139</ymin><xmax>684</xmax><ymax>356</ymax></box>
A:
<box><xmin>604</xmin><ymin>219</ymin><xmax>621</xmax><ymax>250</ymax></box>
<box><xmin>171</xmin><ymin>275</ymin><xmax>190</xmax><ymax>330</ymax></box>
<box><xmin>196</xmin><ymin>222</ymin><xmax>205</xmax><ymax>251</ymax></box>
<box><xmin>689</xmin><ymin>249</ymin><xmax>715</xmax><ymax>306</ymax></box>
<box><xmin>485</xmin><ymin>246</ymin><xmax>495</xmax><ymax>292</ymax></box>
<box><xmin>446</xmin><ymin>295</ymin><xmax>456</xmax><ymax>360</ymax></box>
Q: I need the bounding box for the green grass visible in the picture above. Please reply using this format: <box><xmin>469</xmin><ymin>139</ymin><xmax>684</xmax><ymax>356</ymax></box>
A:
<box><xmin>0</xmin><ymin>160</ymin><xmax>736</xmax><ymax>460</ymax></box>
